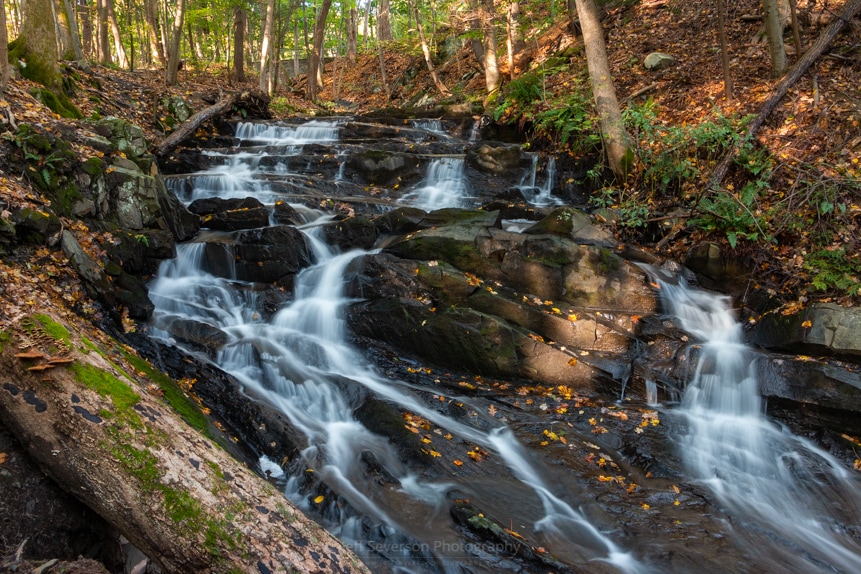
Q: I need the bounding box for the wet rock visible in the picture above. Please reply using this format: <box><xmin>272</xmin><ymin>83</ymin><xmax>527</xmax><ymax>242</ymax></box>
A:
<box><xmin>345</xmin><ymin>150</ymin><xmax>422</xmax><ymax>186</ymax></box>
<box><xmin>106</xmin><ymin>264</ymin><xmax>155</xmax><ymax>319</ymax></box>
<box><xmin>684</xmin><ymin>242</ymin><xmax>754</xmax><ymax>294</ymax></box>
<box><xmin>202</xmin><ymin>225</ymin><xmax>312</xmax><ymax>284</ymax></box>
<box><xmin>61</xmin><ymin>230</ymin><xmax>115</xmax><ymax>308</ymax></box>
<box><xmin>163</xmin><ymin>317</ymin><xmax>229</xmax><ymax>354</ymax></box>
<box><xmin>272</xmin><ymin>201</ymin><xmax>302</xmax><ymax>225</ymax></box>
<box><xmin>188</xmin><ymin>196</ymin><xmax>264</xmax><ymax>215</ymax></box>
<box><xmin>749</xmin><ymin>303</ymin><xmax>861</xmax><ymax>360</ymax></box>
<box><xmin>523</xmin><ymin>206</ymin><xmax>614</xmax><ymax>246</ymax></box>
<box><xmin>372</xmin><ymin>207</ymin><xmax>427</xmax><ymax>235</ymax></box>
<box><xmin>110</xmin><ymin>229</ymin><xmax>176</xmax><ymax>276</ymax></box>
<box><xmin>202</xmin><ymin>207</ymin><xmax>270</xmax><ymax>231</ymax></box>
<box><xmin>320</xmin><ymin>215</ymin><xmax>378</xmax><ymax>250</ymax></box>
<box><xmin>465</xmin><ymin>142</ymin><xmax>531</xmax><ymax>175</ymax></box>
<box><xmin>756</xmin><ymin>354</ymin><xmax>861</xmax><ymax>413</ymax></box>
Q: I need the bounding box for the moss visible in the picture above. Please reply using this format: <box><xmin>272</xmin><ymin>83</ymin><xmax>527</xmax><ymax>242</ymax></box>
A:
<box><xmin>0</xmin><ymin>330</ymin><xmax>10</xmax><ymax>352</ymax></box>
<box><xmin>33</xmin><ymin>314</ymin><xmax>72</xmax><ymax>348</ymax></box>
<box><xmin>28</xmin><ymin>87</ymin><xmax>84</xmax><ymax>120</ymax></box>
<box><xmin>82</xmin><ymin>157</ymin><xmax>105</xmax><ymax>177</ymax></box>
<box><xmin>120</xmin><ymin>350</ymin><xmax>211</xmax><ymax>437</ymax></box>
<box><xmin>108</xmin><ymin>435</ymin><xmax>161</xmax><ymax>488</ymax></box>
<box><xmin>71</xmin><ymin>362</ymin><xmax>141</xmax><ymax>413</ymax></box>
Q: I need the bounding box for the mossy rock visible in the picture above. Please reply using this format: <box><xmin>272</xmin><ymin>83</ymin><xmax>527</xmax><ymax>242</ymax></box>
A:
<box><xmin>28</xmin><ymin>87</ymin><xmax>83</xmax><ymax>119</ymax></box>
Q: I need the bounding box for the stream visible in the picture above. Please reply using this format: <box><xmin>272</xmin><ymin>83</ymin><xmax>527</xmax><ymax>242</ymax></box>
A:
<box><xmin>148</xmin><ymin>118</ymin><xmax>861</xmax><ymax>573</ymax></box>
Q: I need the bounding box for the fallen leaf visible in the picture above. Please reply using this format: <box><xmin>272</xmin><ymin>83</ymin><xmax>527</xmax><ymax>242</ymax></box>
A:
<box><xmin>313</xmin><ymin>495</ymin><xmax>325</xmax><ymax>504</ymax></box>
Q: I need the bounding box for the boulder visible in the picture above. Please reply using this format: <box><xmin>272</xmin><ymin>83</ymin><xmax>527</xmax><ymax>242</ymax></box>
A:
<box><xmin>12</xmin><ymin>207</ymin><xmax>61</xmax><ymax>245</ymax></box>
<box><xmin>320</xmin><ymin>215</ymin><xmax>378</xmax><ymax>251</ymax></box>
<box><xmin>202</xmin><ymin>225</ymin><xmax>312</xmax><ymax>284</ymax></box>
<box><xmin>465</xmin><ymin>143</ymin><xmax>531</xmax><ymax>175</ymax></box>
<box><xmin>201</xmin><ymin>207</ymin><xmax>270</xmax><ymax>231</ymax></box>
<box><xmin>272</xmin><ymin>201</ymin><xmax>302</xmax><ymax>225</ymax></box>
<box><xmin>749</xmin><ymin>303</ymin><xmax>861</xmax><ymax>360</ymax></box>
<box><xmin>61</xmin><ymin>231</ymin><xmax>115</xmax><ymax>308</ymax></box>
<box><xmin>91</xmin><ymin>117</ymin><xmax>148</xmax><ymax>157</ymax></box>
<box><xmin>188</xmin><ymin>197</ymin><xmax>264</xmax><ymax>215</ymax></box>
<box><xmin>523</xmin><ymin>206</ymin><xmax>614</xmax><ymax>246</ymax></box>
<box><xmin>644</xmin><ymin>52</ymin><xmax>677</xmax><ymax>71</ymax></box>
<box><xmin>372</xmin><ymin>207</ymin><xmax>427</xmax><ymax>235</ymax></box>
<box><xmin>345</xmin><ymin>150</ymin><xmax>422</xmax><ymax>186</ymax></box>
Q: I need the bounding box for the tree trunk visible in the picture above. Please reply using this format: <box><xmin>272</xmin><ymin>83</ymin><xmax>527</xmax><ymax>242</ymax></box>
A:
<box><xmin>506</xmin><ymin>1</ymin><xmax>523</xmax><ymax>80</ymax></box>
<box><xmin>165</xmin><ymin>0</ymin><xmax>186</xmax><ymax>85</ymax></box>
<box><xmin>0</xmin><ymin>313</ymin><xmax>371</xmax><ymax>574</ymax></box>
<box><xmin>763</xmin><ymin>0</ymin><xmax>787</xmax><ymax>77</ymax></box>
<box><xmin>412</xmin><ymin>0</ymin><xmax>450</xmax><ymax>95</ymax></box>
<box><xmin>293</xmin><ymin>17</ymin><xmax>300</xmax><ymax>76</ymax></box>
<box><xmin>80</xmin><ymin>0</ymin><xmax>94</xmax><ymax>59</ymax></box>
<box><xmin>54</xmin><ymin>0</ymin><xmax>76</xmax><ymax>59</ymax></box>
<box><xmin>0</xmin><ymin>1</ymin><xmax>8</xmax><ymax>94</ymax></box>
<box><xmin>306</xmin><ymin>0</ymin><xmax>333</xmax><ymax>101</ymax></box>
<box><xmin>233</xmin><ymin>6</ymin><xmax>246</xmax><ymax>82</ymax></box>
<box><xmin>145</xmin><ymin>0</ymin><xmax>166</xmax><ymax>66</ymax></box>
<box><xmin>573</xmin><ymin>0</ymin><xmax>634</xmax><ymax>179</ymax></box>
<box><xmin>97</xmin><ymin>0</ymin><xmax>111</xmax><ymax>63</ymax></box>
<box><xmin>259</xmin><ymin>0</ymin><xmax>275</xmax><ymax>93</ymax></box>
<box><xmin>718</xmin><ymin>0</ymin><xmax>733</xmax><ymax>101</ymax></box>
<box><xmin>788</xmin><ymin>0</ymin><xmax>803</xmax><ymax>55</ymax></box>
<box><xmin>378</xmin><ymin>0</ymin><xmax>392</xmax><ymax>41</ymax></box>
<box><xmin>377</xmin><ymin>39</ymin><xmax>391</xmax><ymax>98</ymax></box>
<box><xmin>346</xmin><ymin>5</ymin><xmax>357</xmax><ymax>64</ymax></box>
<box><xmin>481</xmin><ymin>0</ymin><xmax>499</xmax><ymax>94</ymax></box>
<box><xmin>106</xmin><ymin>0</ymin><xmax>127</xmax><ymax>68</ymax></box>
<box><xmin>16</xmin><ymin>0</ymin><xmax>63</xmax><ymax>89</ymax></box>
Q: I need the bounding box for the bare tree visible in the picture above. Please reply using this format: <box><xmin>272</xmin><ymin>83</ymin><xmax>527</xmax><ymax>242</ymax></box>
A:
<box><xmin>481</xmin><ymin>0</ymin><xmax>499</xmax><ymax>94</ymax></box>
<box><xmin>763</xmin><ymin>0</ymin><xmax>787</xmax><ymax>77</ymax></box>
<box><xmin>145</xmin><ymin>0</ymin><xmax>166</xmax><ymax>66</ymax></box>
<box><xmin>346</xmin><ymin>3</ymin><xmax>358</xmax><ymax>64</ymax></box>
<box><xmin>411</xmin><ymin>0</ymin><xmax>450</xmax><ymax>95</ymax></box>
<box><xmin>505</xmin><ymin>1</ymin><xmax>523</xmax><ymax>80</ymax></box>
<box><xmin>306</xmin><ymin>0</ymin><xmax>333</xmax><ymax>100</ymax></box>
<box><xmin>259</xmin><ymin>0</ymin><xmax>276</xmax><ymax>93</ymax></box>
<box><xmin>233</xmin><ymin>6</ymin><xmax>246</xmax><ymax>82</ymax></box>
<box><xmin>105</xmin><ymin>0</ymin><xmax>128</xmax><ymax>68</ymax></box>
<box><xmin>718</xmin><ymin>0</ymin><xmax>733</xmax><ymax>101</ymax></box>
<box><xmin>165</xmin><ymin>0</ymin><xmax>187</xmax><ymax>85</ymax></box>
<box><xmin>573</xmin><ymin>0</ymin><xmax>634</xmax><ymax>178</ymax></box>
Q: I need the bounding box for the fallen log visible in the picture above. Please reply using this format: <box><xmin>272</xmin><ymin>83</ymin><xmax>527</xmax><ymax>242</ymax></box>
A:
<box><xmin>0</xmin><ymin>312</ymin><xmax>369</xmax><ymax>574</ymax></box>
<box><xmin>706</xmin><ymin>0</ymin><xmax>861</xmax><ymax>192</ymax></box>
<box><xmin>153</xmin><ymin>90</ymin><xmax>270</xmax><ymax>157</ymax></box>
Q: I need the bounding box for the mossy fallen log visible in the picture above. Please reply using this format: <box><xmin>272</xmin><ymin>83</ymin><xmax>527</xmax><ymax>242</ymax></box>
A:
<box><xmin>0</xmin><ymin>312</ymin><xmax>369</xmax><ymax>574</ymax></box>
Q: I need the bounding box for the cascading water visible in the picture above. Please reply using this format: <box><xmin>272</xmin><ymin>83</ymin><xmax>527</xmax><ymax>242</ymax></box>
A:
<box><xmin>400</xmin><ymin>158</ymin><xmax>469</xmax><ymax>210</ymax></box>
<box><xmin>148</xmin><ymin>120</ymin><xmax>643</xmax><ymax>573</ymax></box>
<box><xmin>658</xmin><ymin>279</ymin><xmax>861</xmax><ymax>574</ymax></box>
<box><xmin>518</xmin><ymin>155</ymin><xmax>561</xmax><ymax>207</ymax></box>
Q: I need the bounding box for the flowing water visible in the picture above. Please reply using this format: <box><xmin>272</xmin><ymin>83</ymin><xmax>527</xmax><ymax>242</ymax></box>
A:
<box><xmin>149</xmin><ymin>119</ymin><xmax>861</xmax><ymax>573</ymax></box>
<box><xmin>658</xmin><ymin>278</ymin><xmax>861</xmax><ymax>574</ymax></box>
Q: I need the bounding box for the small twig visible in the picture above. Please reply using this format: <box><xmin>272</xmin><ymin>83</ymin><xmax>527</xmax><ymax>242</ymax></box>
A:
<box><xmin>624</xmin><ymin>82</ymin><xmax>659</xmax><ymax>102</ymax></box>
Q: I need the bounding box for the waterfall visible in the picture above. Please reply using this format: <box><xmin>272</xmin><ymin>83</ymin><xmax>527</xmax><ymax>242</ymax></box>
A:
<box><xmin>400</xmin><ymin>157</ymin><xmax>469</xmax><ymax>210</ymax></box>
<box><xmin>234</xmin><ymin>120</ymin><xmax>340</xmax><ymax>145</ymax></box>
<box><xmin>659</xmin><ymin>279</ymin><xmax>861</xmax><ymax>574</ymax></box>
<box><xmin>518</xmin><ymin>155</ymin><xmax>561</xmax><ymax>207</ymax></box>
<box><xmin>148</xmin><ymin>120</ymin><xmax>642</xmax><ymax>573</ymax></box>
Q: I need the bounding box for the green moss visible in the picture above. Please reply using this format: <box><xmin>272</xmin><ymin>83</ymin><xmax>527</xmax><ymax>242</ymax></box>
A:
<box><xmin>33</xmin><ymin>314</ymin><xmax>72</xmax><ymax>348</ymax></box>
<box><xmin>28</xmin><ymin>87</ymin><xmax>83</xmax><ymax>120</ymax></box>
<box><xmin>82</xmin><ymin>157</ymin><xmax>105</xmax><ymax>177</ymax></box>
<box><xmin>108</xmin><ymin>435</ymin><xmax>161</xmax><ymax>488</ymax></box>
<box><xmin>120</xmin><ymin>350</ymin><xmax>211</xmax><ymax>436</ymax></box>
<box><xmin>71</xmin><ymin>362</ymin><xmax>141</xmax><ymax>413</ymax></box>
<box><xmin>0</xmin><ymin>330</ymin><xmax>10</xmax><ymax>352</ymax></box>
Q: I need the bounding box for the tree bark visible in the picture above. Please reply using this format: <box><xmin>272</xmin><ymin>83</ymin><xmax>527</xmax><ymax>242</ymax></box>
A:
<box><xmin>481</xmin><ymin>0</ymin><xmax>499</xmax><ymax>94</ymax></box>
<box><xmin>97</xmin><ymin>0</ymin><xmax>110</xmax><ymax>63</ymax></box>
<box><xmin>106</xmin><ymin>0</ymin><xmax>128</xmax><ymax>68</ymax></box>
<box><xmin>718</xmin><ymin>0</ymin><xmax>733</xmax><ymax>101</ymax></box>
<box><xmin>259</xmin><ymin>0</ymin><xmax>276</xmax><ymax>94</ymax></box>
<box><xmin>763</xmin><ymin>0</ymin><xmax>787</xmax><ymax>77</ymax></box>
<box><xmin>707</xmin><ymin>0</ymin><xmax>861</xmax><ymax>190</ymax></box>
<box><xmin>412</xmin><ymin>0</ymin><xmax>450</xmax><ymax>96</ymax></box>
<box><xmin>79</xmin><ymin>0</ymin><xmax>94</xmax><ymax>59</ymax></box>
<box><xmin>17</xmin><ymin>0</ymin><xmax>63</xmax><ymax>89</ymax></box>
<box><xmin>574</xmin><ymin>0</ymin><xmax>634</xmax><ymax>178</ymax></box>
<box><xmin>54</xmin><ymin>0</ymin><xmax>76</xmax><ymax>59</ymax></box>
<box><xmin>306</xmin><ymin>0</ymin><xmax>333</xmax><ymax>101</ymax></box>
<box><xmin>232</xmin><ymin>6</ymin><xmax>246</xmax><ymax>82</ymax></box>
<box><xmin>0</xmin><ymin>313</ymin><xmax>371</xmax><ymax>574</ymax></box>
<box><xmin>378</xmin><ymin>0</ymin><xmax>392</xmax><ymax>41</ymax></box>
<box><xmin>145</xmin><ymin>0</ymin><xmax>166</xmax><ymax>66</ymax></box>
<box><xmin>346</xmin><ymin>5</ymin><xmax>357</xmax><ymax>64</ymax></box>
<box><xmin>0</xmin><ymin>1</ymin><xmax>8</xmax><ymax>94</ymax></box>
<box><xmin>165</xmin><ymin>0</ymin><xmax>186</xmax><ymax>85</ymax></box>
<box><xmin>506</xmin><ymin>1</ymin><xmax>523</xmax><ymax>80</ymax></box>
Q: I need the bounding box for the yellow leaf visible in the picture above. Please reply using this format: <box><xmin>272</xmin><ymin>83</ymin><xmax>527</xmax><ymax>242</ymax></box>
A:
<box><xmin>313</xmin><ymin>495</ymin><xmax>325</xmax><ymax>504</ymax></box>
<box><xmin>641</xmin><ymin>503</ymin><xmax>650</xmax><ymax>510</ymax></box>
<box><xmin>801</xmin><ymin>320</ymin><xmax>813</xmax><ymax>328</ymax></box>
<box><xmin>453</xmin><ymin>460</ymin><xmax>463</xmax><ymax>466</ymax></box>
<box><xmin>568</xmin><ymin>358</ymin><xmax>578</xmax><ymax>366</ymax></box>
<box><xmin>672</xmin><ymin>485</ymin><xmax>681</xmax><ymax>494</ymax></box>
